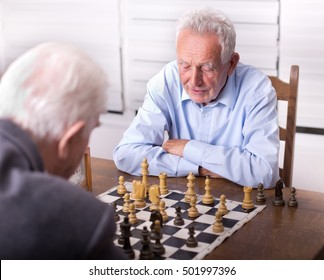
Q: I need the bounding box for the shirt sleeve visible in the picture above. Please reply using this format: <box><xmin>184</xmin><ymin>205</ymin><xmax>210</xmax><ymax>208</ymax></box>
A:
<box><xmin>113</xmin><ymin>64</ymin><xmax>198</xmax><ymax>177</ymax></box>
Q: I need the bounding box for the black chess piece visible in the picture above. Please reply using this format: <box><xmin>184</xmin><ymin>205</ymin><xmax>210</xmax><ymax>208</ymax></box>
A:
<box><xmin>150</xmin><ymin>209</ymin><xmax>163</xmax><ymax>230</ymax></box>
<box><xmin>272</xmin><ymin>179</ymin><xmax>285</xmax><ymax>206</ymax></box>
<box><xmin>151</xmin><ymin>220</ymin><xmax>165</xmax><ymax>256</ymax></box>
<box><xmin>117</xmin><ymin>219</ymin><xmax>124</xmax><ymax>245</ymax></box>
<box><xmin>119</xmin><ymin>216</ymin><xmax>135</xmax><ymax>259</ymax></box>
<box><xmin>139</xmin><ymin>226</ymin><xmax>154</xmax><ymax>260</ymax></box>
<box><xmin>112</xmin><ymin>202</ymin><xmax>120</xmax><ymax>222</ymax></box>
<box><xmin>174</xmin><ymin>206</ymin><xmax>184</xmax><ymax>226</ymax></box>
<box><xmin>256</xmin><ymin>183</ymin><xmax>266</xmax><ymax>204</ymax></box>
<box><xmin>186</xmin><ymin>225</ymin><xmax>198</xmax><ymax>247</ymax></box>
<box><xmin>150</xmin><ymin>219</ymin><xmax>163</xmax><ymax>240</ymax></box>
<box><xmin>288</xmin><ymin>187</ymin><xmax>298</xmax><ymax>207</ymax></box>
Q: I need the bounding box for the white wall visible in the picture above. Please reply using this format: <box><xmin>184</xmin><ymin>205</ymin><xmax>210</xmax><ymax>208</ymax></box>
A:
<box><xmin>293</xmin><ymin>134</ymin><xmax>324</xmax><ymax>193</ymax></box>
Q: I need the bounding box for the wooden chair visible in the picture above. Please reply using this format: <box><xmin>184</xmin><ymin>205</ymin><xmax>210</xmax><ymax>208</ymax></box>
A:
<box><xmin>83</xmin><ymin>147</ymin><xmax>93</xmax><ymax>191</ymax></box>
<box><xmin>268</xmin><ymin>65</ymin><xmax>299</xmax><ymax>188</ymax></box>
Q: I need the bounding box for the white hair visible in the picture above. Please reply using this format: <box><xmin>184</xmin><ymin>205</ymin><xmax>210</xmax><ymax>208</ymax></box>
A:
<box><xmin>0</xmin><ymin>42</ymin><xmax>107</xmax><ymax>140</ymax></box>
<box><xmin>175</xmin><ymin>8</ymin><xmax>236</xmax><ymax>64</ymax></box>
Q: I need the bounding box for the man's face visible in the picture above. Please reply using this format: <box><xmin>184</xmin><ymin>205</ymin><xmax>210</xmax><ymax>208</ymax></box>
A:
<box><xmin>176</xmin><ymin>29</ymin><xmax>234</xmax><ymax>105</ymax></box>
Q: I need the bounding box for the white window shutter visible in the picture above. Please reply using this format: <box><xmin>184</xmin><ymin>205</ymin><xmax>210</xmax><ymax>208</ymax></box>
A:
<box><xmin>0</xmin><ymin>0</ymin><xmax>123</xmax><ymax>112</ymax></box>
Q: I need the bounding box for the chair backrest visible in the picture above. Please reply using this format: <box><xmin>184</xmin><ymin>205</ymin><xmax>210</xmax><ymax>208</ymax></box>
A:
<box><xmin>268</xmin><ymin>65</ymin><xmax>299</xmax><ymax>188</ymax></box>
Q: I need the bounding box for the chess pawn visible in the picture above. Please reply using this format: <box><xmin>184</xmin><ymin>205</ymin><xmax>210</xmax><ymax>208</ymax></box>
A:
<box><xmin>174</xmin><ymin>206</ymin><xmax>184</xmax><ymax>226</ymax></box>
<box><xmin>117</xmin><ymin>175</ymin><xmax>127</xmax><ymax>195</ymax></box>
<box><xmin>202</xmin><ymin>176</ymin><xmax>214</xmax><ymax>205</ymax></box>
<box><xmin>256</xmin><ymin>183</ymin><xmax>266</xmax><ymax>204</ymax></box>
<box><xmin>112</xmin><ymin>202</ymin><xmax>120</xmax><ymax>222</ymax></box>
<box><xmin>151</xmin><ymin>220</ymin><xmax>163</xmax><ymax>240</ymax></box>
<box><xmin>186</xmin><ymin>225</ymin><xmax>198</xmax><ymax>247</ymax></box>
<box><xmin>188</xmin><ymin>196</ymin><xmax>199</xmax><ymax>218</ymax></box>
<box><xmin>151</xmin><ymin>220</ymin><xmax>165</xmax><ymax>256</ymax></box>
<box><xmin>218</xmin><ymin>194</ymin><xmax>229</xmax><ymax>216</ymax></box>
<box><xmin>242</xmin><ymin>186</ymin><xmax>254</xmax><ymax>212</ymax></box>
<box><xmin>150</xmin><ymin>210</ymin><xmax>163</xmax><ymax>231</ymax></box>
<box><xmin>122</xmin><ymin>193</ymin><xmax>130</xmax><ymax>213</ymax></box>
<box><xmin>213</xmin><ymin>211</ymin><xmax>224</xmax><ymax>233</ymax></box>
<box><xmin>185</xmin><ymin>172</ymin><xmax>196</xmax><ymax>203</ymax></box>
<box><xmin>128</xmin><ymin>203</ymin><xmax>138</xmax><ymax>224</ymax></box>
<box><xmin>288</xmin><ymin>187</ymin><xmax>298</xmax><ymax>207</ymax></box>
<box><xmin>159</xmin><ymin>172</ymin><xmax>169</xmax><ymax>195</ymax></box>
<box><xmin>139</xmin><ymin>226</ymin><xmax>154</xmax><ymax>260</ymax></box>
<box><xmin>159</xmin><ymin>200</ymin><xmax>168</xmax><ymax>222</ymax></box>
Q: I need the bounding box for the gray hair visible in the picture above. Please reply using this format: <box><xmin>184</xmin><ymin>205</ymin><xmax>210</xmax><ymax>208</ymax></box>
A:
<box><xmin>0</xmin><ymin>42</ymin><xmax>107</xmax><ymax>140</ymax></box>
<box><xmin>175</xmin><ymin>8</ymin><xmax>236</xmax><ymax>64</ymax></box>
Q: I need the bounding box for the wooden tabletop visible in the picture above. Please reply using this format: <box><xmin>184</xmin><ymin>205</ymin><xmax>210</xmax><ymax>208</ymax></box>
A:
<box><xmin>90</xmin><ymin>157</ymin><xmax>324</xmax><ymax>260</ymax></box>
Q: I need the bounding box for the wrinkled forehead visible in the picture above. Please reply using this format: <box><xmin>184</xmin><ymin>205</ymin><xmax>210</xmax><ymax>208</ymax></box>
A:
<box><xmin>176</xmin><ymin>29</ymin><xmax>222</xmax><ymax>63</ymax></box>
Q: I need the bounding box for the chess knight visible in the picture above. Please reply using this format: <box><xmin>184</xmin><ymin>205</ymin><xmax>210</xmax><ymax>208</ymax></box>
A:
<box><xmin>149</xmin><ymin>184</ymin><xmax>161</xmax><ymax>211</ymax></box>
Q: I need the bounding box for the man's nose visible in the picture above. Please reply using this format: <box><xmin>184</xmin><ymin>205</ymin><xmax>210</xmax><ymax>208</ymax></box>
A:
<box><xmin>191</xmin><ymin>67</ymin><xmax>203</xmax><ymax>87</ymax></box>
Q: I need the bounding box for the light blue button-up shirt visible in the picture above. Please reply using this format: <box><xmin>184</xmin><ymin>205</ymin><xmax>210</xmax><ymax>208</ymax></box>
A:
<box><xmin>114</xmin><ymin>61</ymin><xmax>280</xmax><ymax>189</ymax></box>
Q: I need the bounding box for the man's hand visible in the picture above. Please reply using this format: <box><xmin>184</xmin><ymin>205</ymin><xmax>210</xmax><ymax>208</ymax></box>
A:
<box><xmin>162</xmin><ymin>139</ymin><xmax>189</xmax><ymax>157</ymax></box>
<box><xmin>199</xmin><ymin>166</ymin><xmax>223</xmax><ymax>178</ymax></box>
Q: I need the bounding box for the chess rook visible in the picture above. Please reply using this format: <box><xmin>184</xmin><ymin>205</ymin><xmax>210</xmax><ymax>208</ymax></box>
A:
<box><xmin>159</xmin><ymin>172</ymin><xmax>169</xmax><ymax>195</ymax></box>
<box><xmin>242</xmin><ymin>186</ymin><xmax>254</xmax><ymax>212</ymax></box>
<box><xmin>133</xmin><ymin>180</ymin><xmax>146</xmax><ymax>208</ymax></box>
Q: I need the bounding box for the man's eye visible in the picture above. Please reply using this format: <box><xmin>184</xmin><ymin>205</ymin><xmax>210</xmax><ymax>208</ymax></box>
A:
<box><xmin>201</xmin><ymin>65</ymin><xmax>213</xmax><ymax>72</ymax></box>
<box><xmin>179</xmin><ymin>64</ymin><xmax>190</xmax><ymax>70</ymax></box>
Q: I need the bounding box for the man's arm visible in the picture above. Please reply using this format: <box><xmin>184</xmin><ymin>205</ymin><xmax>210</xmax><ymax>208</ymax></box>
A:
<box><xmin>162</xmin><ymin>139</ymin><xmax>224</xmax><ymax>178</ymax></box>
<box><xmin>162</xmin><ymin>87</ymin><xmax>279</xmax><ymax>188</ymax></box>
<box><xmin>182</xmin><ymin>91</ymin><xmax>279</xmax><ymax>189</ymax></box>
<box><xmin>113</xmin><ymin>97</ymin><xmax>198</xmax><ymax>177</ymax></box>
<box><xmin>113</xmin><ymin>117</ymin><xmax>198</xmax><ymax>176</ymax></box>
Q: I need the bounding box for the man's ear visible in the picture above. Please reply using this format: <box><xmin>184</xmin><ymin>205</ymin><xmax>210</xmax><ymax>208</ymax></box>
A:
<box><xmin>58</xmin><ymin>121</ymin><xmax>86</xmax><ymax>159</ymax></box>
<box><xmin>227</xmin><ymin>52</ymin><xmax>240</xmax><ymax>76</ymax></box>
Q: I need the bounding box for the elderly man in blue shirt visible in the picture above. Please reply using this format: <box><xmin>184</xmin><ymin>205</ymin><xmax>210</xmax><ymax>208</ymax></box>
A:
<box><xmin>114</xmin><ymin>8</ymin><xmax>280</xmax><ymax>189</ymax></box>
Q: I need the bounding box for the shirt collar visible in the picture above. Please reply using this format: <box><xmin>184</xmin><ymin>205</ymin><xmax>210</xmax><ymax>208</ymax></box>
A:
<box><xmin>214</xmin><ymin>73</ymin><xmax>238</xmax><ymax>110</ymax></box>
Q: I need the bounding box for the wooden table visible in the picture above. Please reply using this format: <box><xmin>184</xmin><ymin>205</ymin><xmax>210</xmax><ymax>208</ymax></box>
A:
<box><xmin>90</xmin><ymin>157</ymin><xmax>324</xmax><ymax>260</ymax></box>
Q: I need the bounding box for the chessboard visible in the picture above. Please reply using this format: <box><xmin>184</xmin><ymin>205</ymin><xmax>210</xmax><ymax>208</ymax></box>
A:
<box><xmin>98</xmin><ymin>181</ymin><xmax>266</xmax><ymax>260</ymax></box>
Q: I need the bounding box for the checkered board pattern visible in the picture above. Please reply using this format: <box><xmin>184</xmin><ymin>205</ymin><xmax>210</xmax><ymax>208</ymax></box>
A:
<box><xmin>98</xmin><ymin>182</ymin><xmax>266</xmax><ymax>260</ymax></box>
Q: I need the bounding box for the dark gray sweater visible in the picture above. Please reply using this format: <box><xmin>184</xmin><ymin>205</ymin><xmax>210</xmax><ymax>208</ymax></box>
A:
<box><xmin>0</xmin><ymin>119</ymin><xmax>125</xmax><ymax>259</ymax></box>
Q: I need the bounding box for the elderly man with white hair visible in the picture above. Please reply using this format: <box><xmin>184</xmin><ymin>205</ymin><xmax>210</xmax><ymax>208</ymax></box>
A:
<box><xmin>114</xmin><ymin>8</ymin><xmax>280</xmax><ymax>189</ymax></box>
<box><xmin>0</xmin><ymin>42</ymin><xmax>126</xmax><ymax>259</ymax></box>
